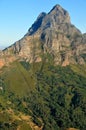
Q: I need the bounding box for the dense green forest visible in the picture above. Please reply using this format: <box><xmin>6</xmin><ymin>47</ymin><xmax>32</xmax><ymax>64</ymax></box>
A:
<box><xmin>0</xmin><ymin>61</ymin><xmax>86</xmax><ymax>130</ymax></box>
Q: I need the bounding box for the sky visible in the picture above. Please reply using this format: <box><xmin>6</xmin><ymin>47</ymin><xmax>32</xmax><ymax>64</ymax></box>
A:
<box><xmin>0</xmin><ymin>0</ymin><xmax>86</xmax><ymax>49</ymax></box>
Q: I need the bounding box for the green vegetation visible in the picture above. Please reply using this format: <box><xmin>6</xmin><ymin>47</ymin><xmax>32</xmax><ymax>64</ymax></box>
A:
<box><xmin>0</xmin><ymin>60</ymin><xmax>86</xmax><ymax>130</ymax></box>
<box><xmin>80</xmin><ymin>54</ymin><xmax>86</xmax><ymax>62</ymax></box>
<box><xmin>19</xmin><ymin>122</ymin><xmax>32</xmax><ymax>130</ymax></box>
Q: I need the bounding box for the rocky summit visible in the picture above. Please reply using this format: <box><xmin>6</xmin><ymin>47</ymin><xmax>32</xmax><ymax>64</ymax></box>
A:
<box><xmin>0</xmin><ymin>4</ymin><xmax>86</xmax><ymax>68</ymax></box>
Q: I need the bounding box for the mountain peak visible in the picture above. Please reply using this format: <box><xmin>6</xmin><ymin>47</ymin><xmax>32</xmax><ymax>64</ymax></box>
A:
<box><xmin>49</xmin><ymin>4</ymin><xmax>68</xmax><ymax>14</ymax></box>
<box><xmin>49</xmin><ymin>4</ymin><xmax>64</xmax><ymax>12</ymax></box>
<box><xmin>0</xmin><ymin>4</ymin><xmax>86</xmax><ymax>68</ymax></box>
<box><xmin>48</xmin><ymin>4</ymin><xmax>71</xmax><ymax>24</ymax></box>
<box><xmin>26</xmin><ymin>4</ymin><xmax>71</xmax><ymax>36</ymax></box>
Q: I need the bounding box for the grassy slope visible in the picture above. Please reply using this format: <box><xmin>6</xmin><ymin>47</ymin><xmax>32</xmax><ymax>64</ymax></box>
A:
<box><xmin>1</xmin><ymin>61</ymin><xmax>37</xmax><ymax>96</ymax></box>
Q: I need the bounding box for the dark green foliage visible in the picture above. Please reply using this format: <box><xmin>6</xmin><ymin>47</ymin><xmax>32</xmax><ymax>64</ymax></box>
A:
<box><xmin>25</xmin><ymin>64</ymin><xmax>86</xmax><ymax>130</ymax></box>
<box><xmin>80</xmin><ymin>54</ymin><xmax>86</xmax><ymax>61</ymax></box>
<box><xmin>20</xmin><ymin>61</ymin><xmax>31</xmax><ymax>70</ymax></box>
<box><xmin>0</xmin><ymin>122</ymin><xmax>18</xmax><ymax>130</ymax></box>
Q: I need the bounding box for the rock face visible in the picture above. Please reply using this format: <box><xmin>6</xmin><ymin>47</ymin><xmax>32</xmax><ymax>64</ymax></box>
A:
<box><xmin>0</xmin><ymin>4</ymin><xmax>86</xmax><ymax>68</ymax></box>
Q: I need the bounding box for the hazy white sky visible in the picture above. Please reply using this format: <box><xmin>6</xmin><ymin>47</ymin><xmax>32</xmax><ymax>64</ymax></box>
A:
<box><xmin>0</xmin><ymin>0</ymin><xmax>86</xmax><ymax>49</ymax></box>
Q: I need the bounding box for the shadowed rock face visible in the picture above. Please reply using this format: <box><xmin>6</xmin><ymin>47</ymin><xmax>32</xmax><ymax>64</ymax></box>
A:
<box><xmin>27</xmin><ymin>12</ymin><xmax>46</xmax><ymax>35</ymax></box>
<box><xmin>0</xmin><ymin>4</ymin><xmax>86</xmax><ymax>68</ymax></box>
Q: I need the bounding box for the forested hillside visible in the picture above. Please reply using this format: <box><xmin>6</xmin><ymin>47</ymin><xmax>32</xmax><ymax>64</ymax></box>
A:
<box><xmin>0</xmin><ymin>60</ymin><xmax>86</xmax><ymax>130</ymax></box>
